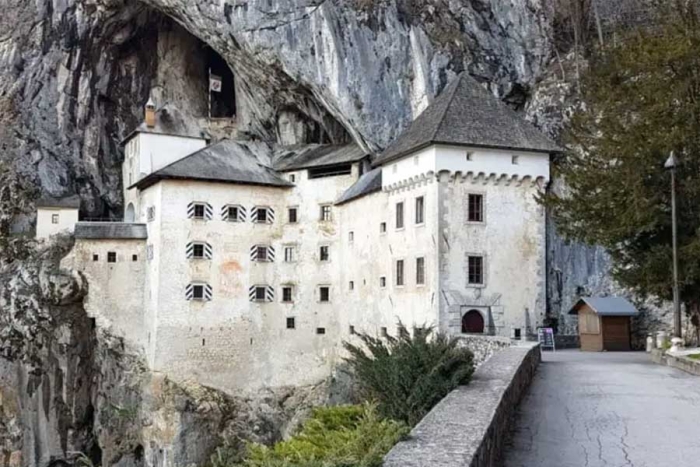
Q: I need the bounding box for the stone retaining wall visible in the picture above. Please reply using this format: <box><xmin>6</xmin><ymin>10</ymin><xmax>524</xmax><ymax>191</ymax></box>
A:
<box><xmin>384</xmin><ymin>342</ymin><xmax>541</xmax><ymax>467</ymax></box>
<box><xmin>651</xmin><ymin>349</ymin><xmax>700</xmax><ymax>377</ymax></box>
<box><xmin>456</xmin><ymin>335</ymin><xmax>512</xmax><ymax>367</ymax></box>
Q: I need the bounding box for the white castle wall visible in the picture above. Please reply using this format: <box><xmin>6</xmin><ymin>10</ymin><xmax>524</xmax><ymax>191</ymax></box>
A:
<box><xmin>36</xmin><ymin>207</ymin><xmax>79</xmax><ymax>239</ymax></box>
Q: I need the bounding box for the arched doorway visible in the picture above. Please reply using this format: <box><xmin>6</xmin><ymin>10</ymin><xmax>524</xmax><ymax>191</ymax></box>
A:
<box><xmin>125</xmin><ymin>203</ymin><xmax>135</xmax><ymax>222</ymax></box>
<box><xmin>462</xmin><ymin>310</ymin><xmax>485</xmax><ymax>334</ymax></box>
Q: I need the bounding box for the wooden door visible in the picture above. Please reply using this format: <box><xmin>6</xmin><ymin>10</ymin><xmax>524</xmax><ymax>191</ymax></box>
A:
<box><xmin>602</xmin><ymin>316</ymin><xmax>630</xmax><ymax>351</ymax></box>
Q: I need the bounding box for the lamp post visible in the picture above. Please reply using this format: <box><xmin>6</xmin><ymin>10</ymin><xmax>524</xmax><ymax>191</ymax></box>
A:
<box><xmin>664</xmin><ymin>152</ymin><xmax>682</xmax><ymax>339</ymax></box>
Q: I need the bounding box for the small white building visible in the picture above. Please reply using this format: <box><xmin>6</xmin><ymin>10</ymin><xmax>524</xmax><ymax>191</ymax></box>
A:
<box><xmin>58</xmin><ymin>73</ymin><xmax>559</xmax><ymax>393</ymax></box>
<box><xmin>36</xmin><ymin>196</ymin><xmax>81</xmax><ymax>239</ymax></box>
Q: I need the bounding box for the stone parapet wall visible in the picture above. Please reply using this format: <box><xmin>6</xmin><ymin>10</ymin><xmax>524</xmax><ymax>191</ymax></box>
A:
<box><xmin>456</xmin><ymin>335</ymin><xmax>512</xmax><ymax>367</ymax></box>
<box><xmin>651</xmin><ymin>349</ymin><xmax>700</xmax><ymax>377</ymax></box>
<box><xmin>384</xmin><ymin>342</ymin><xmax>541</xmax><ymax>467</ymax></box>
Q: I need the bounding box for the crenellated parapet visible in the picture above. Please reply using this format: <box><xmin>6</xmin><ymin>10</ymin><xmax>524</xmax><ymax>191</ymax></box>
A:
<box><xmin>383</xmin><ymin>169</ymin><xmax>548</xmax><ymax>194</ymax></box>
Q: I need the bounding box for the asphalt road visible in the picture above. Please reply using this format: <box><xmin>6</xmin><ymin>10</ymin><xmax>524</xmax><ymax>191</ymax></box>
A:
<box><xmin>501</xmin><ymin>351</ymin><xmax>700</xmax><ymax>467</ymax></box>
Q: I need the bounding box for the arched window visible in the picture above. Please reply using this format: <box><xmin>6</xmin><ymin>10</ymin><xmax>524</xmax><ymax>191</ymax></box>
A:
<box><xmin>125</xmin><ymin>203</ymin><xmax>136</xmax><ymax>222</ymax></box>
<box><xmin>461</xmin><ymin>310</ymin><xmax>485</xmax><ymax>334</ymax></box>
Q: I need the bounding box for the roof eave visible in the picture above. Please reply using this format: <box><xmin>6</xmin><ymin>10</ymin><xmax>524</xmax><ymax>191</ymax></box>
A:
<box><xmin>133</xmin><ymin>174</ymin><xmax>293</xmax><ymax>190</ymax></box>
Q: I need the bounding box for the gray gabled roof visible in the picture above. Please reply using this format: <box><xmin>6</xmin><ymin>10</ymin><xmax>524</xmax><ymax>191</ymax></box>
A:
<box><xmin>569</xmin><ymin>297</ymin><xmax>640</xmax><ymax>317</ymax></box>
<box><xmin>273</xmin><ymin>144</ymin><xmax>367</xmax><ymax>171</ymax></box>
<box><xmin>133</xmin><ymin>140</ymin><xmax>293</xmax><ymax>190</ymax></box>
<box><xmin>121</xmin><ymin>105</ymin><xmax>209</xmax><ymax>144</ymax></box>
<box><xmin>36</xmin><ymin>195</ymin><xmax>81</xmax><ymax>209</ymax></box>
<box><xmin>374</xmin><ymin>73</ymin><xmax>561</xmax><ymax>166</ymax></box>
<box><xmin>75</xmin><ymin>222</ymin><xmax>148</xmax><ymax>240</ymax></box>
<box><xmin>335</xmin><ymin>168</ymin><xmax>382</xmax><ymax>205</ymax></box>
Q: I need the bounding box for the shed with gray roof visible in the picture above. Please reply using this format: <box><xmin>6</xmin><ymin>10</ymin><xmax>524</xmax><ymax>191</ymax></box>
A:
<box><xmin>374</xmin><ymin>73</ymin><xmax>561</xmax><ymax>167</ymax></box>
<box><xmin>569</xmin><ymin>296</ymin><xmax>639</xmax><ymax>351</ymax></box>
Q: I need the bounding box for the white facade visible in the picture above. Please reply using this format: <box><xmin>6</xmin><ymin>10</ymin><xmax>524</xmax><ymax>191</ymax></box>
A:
<box><xmin>36</xmin><ymin>206</ymin><xmax>79</xmax><ymax>239</ymax></box>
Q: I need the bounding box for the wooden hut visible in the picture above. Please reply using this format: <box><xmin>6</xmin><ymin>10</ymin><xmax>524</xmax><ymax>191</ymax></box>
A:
<box><xmin>568</xmin><ymin>297</ymin><xmax>639</xmax><ymax>351</ymax></box>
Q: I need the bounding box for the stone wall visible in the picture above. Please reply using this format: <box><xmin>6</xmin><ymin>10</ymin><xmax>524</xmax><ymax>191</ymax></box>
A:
<box><xmin>456</xmin><ymin>335</ymin><xmax>512</xmax><ymax>367</ymax></box>
<box><xmin>651</xmin><ymin>349</ymin><xmax>700</xmax><ymax>377</ymax></box>
<box><xmin>384</xmin><ymin>342</ymin><xmax>541</xmax><ymax>467</ymax></box>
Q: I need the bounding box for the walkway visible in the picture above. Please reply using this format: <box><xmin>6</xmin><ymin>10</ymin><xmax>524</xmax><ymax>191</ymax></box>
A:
<box><xmin>502</xmin><ymin>351</ymin><xmax>700</xmax><ymax>467</ymax></box>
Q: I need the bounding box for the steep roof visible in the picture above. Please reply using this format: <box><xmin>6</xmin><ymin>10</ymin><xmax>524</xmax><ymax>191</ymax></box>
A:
<box><xmin>335</xmin><ymin>168</ymin><xmax>382</xmax><ymax>205</ymax></box>
<box><xmin>273</xmin><ymin>144</ymin><xmax>367</xmax><ymax>171</ymax></box>
<box><xmin>569</xmin><ymin>297</ymin><xmax>640</xmax><ymax>317</ymax></box>
<box><xmin>36</xmin><ymin>195</ymin><xmax>81</xmax><ymax>209</ymax></box>
<box><xmin>132</xmin><ymin>140</ymin><xmax>293</xmax><ymax>190</ymax></box>
<box><xmin>374</xmin><ymin>73</ymin><xmax>561</xmax><ymax>166</ymax></box>
<box><xmin>121</xmin><ymin>105</ymin><xmax>209</xmax><ymax>144</ymax></box>
<box><xmin>75</xmin><ymin>222</ymin><xmax>148</xmax><ymax>240</ymax></box>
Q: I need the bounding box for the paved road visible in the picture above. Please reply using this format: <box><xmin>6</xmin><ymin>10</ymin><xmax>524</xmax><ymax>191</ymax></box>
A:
<box><xmin>502</xmin><ymin>351</ymin><xmax>700</xmax><ymax>467</ymax></box>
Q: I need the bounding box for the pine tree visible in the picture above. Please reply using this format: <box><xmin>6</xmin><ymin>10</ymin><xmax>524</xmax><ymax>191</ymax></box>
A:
<box><xmin>546</xmin><ymin>1</ymin><xmax>700</xmax><ymax>332</ymax></box>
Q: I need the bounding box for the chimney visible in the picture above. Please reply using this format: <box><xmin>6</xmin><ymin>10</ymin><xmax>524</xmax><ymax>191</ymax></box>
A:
<box><xmin>145</xmin><ymin>97</ymin><xmax>156</xmax><ymax>128</ymax></box>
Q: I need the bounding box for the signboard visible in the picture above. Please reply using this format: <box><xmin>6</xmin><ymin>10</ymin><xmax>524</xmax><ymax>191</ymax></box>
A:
<box><xmin>209</xmin><ymin>74</ymin><xmax>222</xmax><ymax>93</ymax></box>
<box><xmin>537</xmin><ymin>327</ymin><xmax>556</xmax><ymax>351</ymax></box>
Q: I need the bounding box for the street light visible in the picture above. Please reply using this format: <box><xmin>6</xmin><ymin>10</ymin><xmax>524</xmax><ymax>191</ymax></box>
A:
<box><xmin>664</xmin><ymin>151</ymin><xmax>681</xmax><ymax>339</ymax></box>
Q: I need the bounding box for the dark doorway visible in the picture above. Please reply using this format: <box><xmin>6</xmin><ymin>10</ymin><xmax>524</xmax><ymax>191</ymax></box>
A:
<box><xmin>205</xmin><ymin>47</ymin><xmax>236</xmax><ymax>118</ymax></box>
<box><xmin>461</xmin><ymin>310</ymin><xmax>484</xmax><ymax>334</ymax></box>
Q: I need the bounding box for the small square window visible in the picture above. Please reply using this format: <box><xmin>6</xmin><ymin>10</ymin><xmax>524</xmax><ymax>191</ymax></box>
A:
<box><xmin>193</xmin><ymin>204</ymin><xmax>206</xmax><ymax>219</ymax></box>
<box><xmin>349</xmin><ymin>281</ymin><xmax>354</xmax><ymax>290</ymax></box>
<box><xmin>468</xmin><ymin>194</ymin><xmax>484</xmax><ymax>223</ymax></box>
<box><xmin>92</xmin><ymin>254</ymin><xmax>99</xmax><ymax>262</ymax></box>
<box><xmin>255</xmin><ymin>246</ymin><xmax>269</xmax><ymax>261</ymax></box>
<box><xmin>380</xmin><ymin>222</ymin><xmax>387</xmax><ymax>233</ymax></box>
<box><xmin>381</xmin><ymin>327</ymin><xmax>388</xmax><ymax>337</ymax></box>
<box><xmin>255</xmin><ymin>286</ymin><xmax>267</xmax><ymax>301</ymax></box>
<box><xmin>192</xmin><ymin>285</ymin><xmax>204</xmax><ymax>300</ymax></box>
<box><xmin>284</xmin><ymin>246</ymin><xmax>296</xmax><ymax>263</ymax></box>
<box><xmin>256</xmin><ymin>208</ymin><xmax>268</xmax><ymax>223</ymax></box>
<box><xmin>282</xmin><ymin>286</ymin><xmax>293</xmax><ymax>303</ymax></box>
<box><xmin>132</xmin><ymin>254</ymin><xmax>138</xmax><ymax>262</ymax></box>
<box><xmin>289</xmin><ymin>174</ymin><xmax>296</xmax><ymax>183</ymax></box>
<box><xmin>380</xmin><ymin>276</ymin><xmax>386</xmax><ymax>287</ymax></box>
<box><xmin>107</xmin><ymin>252</ymin><xmax>117</xmax><ymax>263</ymax></box>
<box><xmin>320</xmin><ymin>205</ymin><xmax>332</xmax><ymax>221</ymax></box>
<box><xmin>316</xmin><ymin>327</ymin><xmax>326</xmax><ymax>335</ymax></box>
<box><xmin>468</xmin><ymin>256</ymin><xmax>484</xmax><ymax>285</ymax></box>
<box><xmin>147</xmin><ymin>206</ymin><xmax>156</xmax><ymax>221</ymax></box>
<box><xmin>466</xmin><ymin>152</ymin><xmax>474</xmax><ymax>161</ymax></box>
<box><xmin>512</xmin><ymin>155</ymin><xmax>520</xmax><ymax>165</ymax></box>
<box><xmin>319</xmin><ymin>246</ymin><xmax>329</xmax><ymax>262</ymax></box>
<box><xmin>349</xmin><ymin>231</ymin><xmax>354</xmax><ymax>243</ymax></box>
<box><xmin>227</xmin><ymin>206</ymin><xmax>240</xmax><ymax>221</ymax></box>
<box><xmin>319</xmin><ymin>286</ymin><xmax>330</xmax><ymax>302</ymax></box>
<box><xmin>288</xmin><ymin>207</ymin><xmax>298</xmax><ymax>223</ymax></box>
<box><xmin>349</xmin><ymin>325</ymin><xmax>356</xmax><ymax>335</ymax></box>
<box><xmin>396</xmin><ymin>202</ymin><xmax>404</xmax><ymax>229</ymax></box>
<box><xmin>396</xmin><ymin>260</ymin><xmax>405</xmax><ymax>286</ymax></box>
<box><xmin>287</xmin><ymin>317</ymin><xmax>296</xmax><ymax>329</ymax></box>
<box><xmin>193</xmin><ymin>244</ymin><xmax>205</xmax><ymax>259</ymax></box>
<box><xmin>51</xmin><ymin>213</ymin><xmax>59</xmax><ymax>224</ymax></box>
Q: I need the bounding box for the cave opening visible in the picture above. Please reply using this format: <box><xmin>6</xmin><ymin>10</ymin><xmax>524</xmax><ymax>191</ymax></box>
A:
<box><xmin>205</xmin><ymin>46</ymin><xmax>236</xmax><ymax>119</ymax></box>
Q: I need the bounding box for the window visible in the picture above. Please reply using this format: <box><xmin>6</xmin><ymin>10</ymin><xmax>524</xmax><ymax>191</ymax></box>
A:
<box><xmin>319</xmin><ymin>246</ymin><xmax>329</xmax><ymax>262</ymax></box>
<box><xmin>393</xmin><ymin>164</ymin><xmax>398</xmax><ymax>174</ymax></box>
<box><xmin>288</xmin><ymin>207</ymin><xmax>298</xmax><ymax>223</ymax></box>
<box><xmin>249</xmin><ymin>285</ymin><xmax>273</xmax><ymax>302</ymax></box>
<box><xmin>228</xmin><ymin>206</ymin><xmax>240</xmax><ymax>221</ymax></box>
<box><xmin>319</xmin><ymin>286</ymin><xmax>330</xmax><ymax>302</ymax></box>
<box><xmin>187</xmin><ymin>283</ymin><xmax>212</xmax><ymax>301</ymax></box>
<box><xmin>286</xmin><ymin>317</ymin><xmax>296</xmax><ymax>329</ymax></box>
<box><xmin>284</xmin><ymin>246</ymin><xmax>296</xmax><ymax>263</ymax></box>
<box><xmin>147</xmin><ymin>206</ymin><xmax>156</xmax><ymax>222</ymax></box>
<box><xmin>51</xmin><ymin>213</ymin><xmax>59</xmax><ymax>224</ymax></box>
<box><xmin>256</xmin><ymin>208</ymin><xmax>268</xmax><ymax>223</ymax></box>
<box><xmin>192</xmin><ymin>285</ymin><xmax>204</xmax><ymax>300</ymax></box>
<box><xmin>349</xmin><ymin>325</ymin><xmax>356</xmax><ymax>335</ymax></box>
<box><xmin>316</xmin><ymin>327</ymin><xmax>326</xmax><ymax>335</ymax></box>
<box><xmin>349</xmin><ymin>281</ymin><xmax>354</xmax><ymax>290</ymax></box>
<box><xmin>193</xmin><ymin>244</ymin><xmax>205</xmax><ymax>259</ymax></box>
<box><xmin>468</xmin><ymin>194</ymin><xmax>483</xmax><ymax>222</ymax></box>
<box><xmin>349</xmin><ymin>231</ymin><xmax>354</xmax><ymax>243</ymax></box>
<box><xmin>255</xmin><ymin>287</ymin><xmax>266</xmax><ymax>301</ymax></box>
<box><xmin>414</xmin><ymin>155</ymin><xmax>419</xmax><ymax>165</ymax></box>
<box><xmin>380</xmin><ymin>222</ymin><xmax>387</xmax><ymax>233</ymax></box>
<box><xmin>512</xmin><ymin>155</ymin><xmax>520</xmax><ymax>165</ymax></box>
<box><xmin>468</xmin><ymin>256</ymin><xmax>484</xmax><ymax>285</ymax></box>
<box><xmin>147</xmin><ymin>245</ymin><xmax>154</xmax><ymax>261</ymax></box>
<box><xmin>416</xmin><ymin>257</ymin><xmax>425</xmax><ymax>285</ymax></box>
<box><xmin>396</xmin><ymin>202</ymin><xmax>404</xmax><ymax>229</ymax></box>
<box><xmin>282</xmin><ymin>286</ymin><xmax>294</xmax><ymax>303</ymax></box>
<box><xmin>132</xmin><ymin>254</ymin><xmax>138</xmax><ymax>262</ymax></box>
<box><xmin>380</xmin><ymin>276</ymin><xmax>386</xmax><ymax>288</ymax></box>
<box><xmin>188</xmin><ymin>202</ymin><xmax>212</xmax><ymax>220</ymax></box>
<box><xmin>381</xmin><ymin>327</ymin><xmax>388</xmax><ymax>337</ymax></box>
<box><xmin>289</xmin><ymin>174</ymin><xmax>296</xmax><ymax>183</ymax></box>
<box><xmin>466</xmin><ymin>151</ymin><xmax>474</xmax><ymax>161</ymax></box>
<box><xmin>193</xmin><ymin>204</ymin><xmax>206</xmax><ymax>219</ymax></box>
<box><xmin>254</xmin><ymin>245</ymin><xmax>270</xmax><ymax>262</ymax></box>
<box><xmin>415</xmin><ymin>196</ymin><xmax>424</xmax><ymax>224</ymax></box>
<box><xmin>320</xmin><ymin>205</ymin><xmax>332</xmax><ymax>221</ymax></box>
<box><xmin>92</xmin><ymin>254</ymin><xmax>99</xmax><ymax>262</ymax></box>
<box><xmin>396</xmin><ymin>260</ymin><xmax>404</xmax><ymax>286</ymax></box>
<box><xmin>107</xmin><ymin>252</ymin><xmax>117</xmax><ymax>263</ymax></box>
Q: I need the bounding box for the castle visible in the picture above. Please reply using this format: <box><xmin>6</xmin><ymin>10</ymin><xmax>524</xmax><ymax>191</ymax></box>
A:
<box><xmin>37</xmin><ymin>74</ymin><xmax>559</xmax><ymax>392</ymax></box>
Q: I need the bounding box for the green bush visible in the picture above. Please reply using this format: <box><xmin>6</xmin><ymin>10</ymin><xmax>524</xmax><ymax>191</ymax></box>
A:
<box><xmin>343</xmin><ymin>323</ymin><xmax>474</xmax><ymax>426</ymax></box>
<box><xmin>234</xmin><ymin>404</ymin><xmax>407</xmax><ymax>467</ymax></box>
